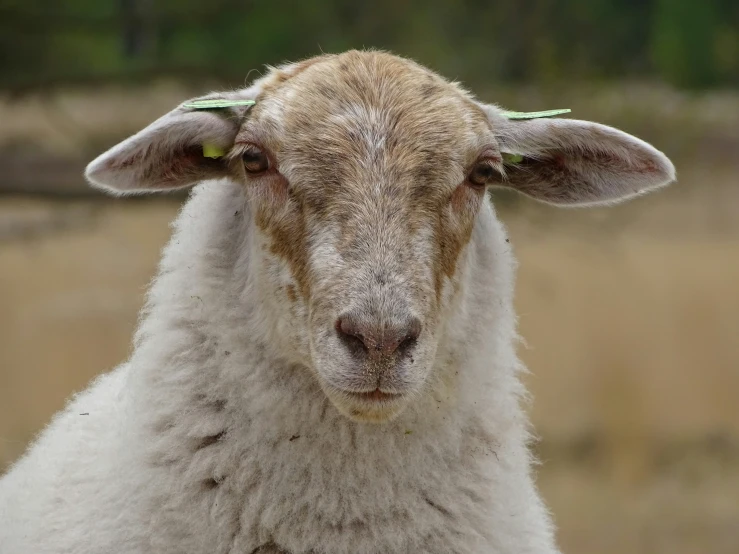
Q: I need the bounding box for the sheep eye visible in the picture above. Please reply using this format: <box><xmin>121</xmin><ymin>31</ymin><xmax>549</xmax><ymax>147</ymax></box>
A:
<box><xmin>468</xmin><ymin>162</ymin><xmax>498</xmax><ymax>187</ymax></box>
<box><xmin>242</xmin><ymin>146</ymin><xmax>270</xmax><ymax>174</ymax></box>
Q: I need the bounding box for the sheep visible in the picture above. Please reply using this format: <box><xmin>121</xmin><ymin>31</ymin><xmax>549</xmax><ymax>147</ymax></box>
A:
<box><xmin>0</xmin><ymin>50</ymin><xmax>675</xmax><ymax>554</ymax></box>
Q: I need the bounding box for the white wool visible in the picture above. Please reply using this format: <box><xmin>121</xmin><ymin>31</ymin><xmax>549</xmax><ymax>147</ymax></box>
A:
<box><xmin>0</xmin><ymin>180</ymin><xmax>557</xmax><ymax>553</ymax></box>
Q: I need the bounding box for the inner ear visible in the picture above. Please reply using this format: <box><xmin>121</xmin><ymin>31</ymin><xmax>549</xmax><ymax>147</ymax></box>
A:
<box><xmin>85</xmin><ymin>96</ymin><xmax>254</xmax><ymax>195</ymax></box>
<box><xmin>481</xmin><ymin>105</ymin><xmax>675</xmax><ymax>206</ymax></box>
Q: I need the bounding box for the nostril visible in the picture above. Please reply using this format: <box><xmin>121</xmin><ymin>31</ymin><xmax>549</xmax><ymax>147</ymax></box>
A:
<box><xmin>336</xmin><ymin>316</ymin><xmax>369</xmax><ymax>355</ymax></box>
<box><xmin>397</xmin><ymin>335</ymin><xmax>416</xmax><ymax>356</ymax></box>
<box><xmin>397</xmin><ymin>318</ymin><xmax>422</xmax><ymax>355</ymax></box>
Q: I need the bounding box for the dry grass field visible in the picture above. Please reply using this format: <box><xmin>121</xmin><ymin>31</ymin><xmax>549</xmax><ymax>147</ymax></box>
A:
<box><xmin>0</xmin><ymin>84</ymin><xmax>738</xmax><ymax>553</ymax></box>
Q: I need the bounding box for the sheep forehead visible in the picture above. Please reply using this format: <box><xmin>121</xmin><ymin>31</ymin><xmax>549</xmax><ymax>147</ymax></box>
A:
<box><xmin>252</xmin><ymin>51</ymin><xmax>492</xmax><ymax>203</ymax></box>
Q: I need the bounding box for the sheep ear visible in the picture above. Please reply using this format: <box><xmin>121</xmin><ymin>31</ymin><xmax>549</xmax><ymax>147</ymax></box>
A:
<box><xmin>84</xmin><ymin>93</ymin><xmax>256</xmax><ymax>195</ymax></box>
<box><xmin>483</xmin><ymin>106</ymin><xmax>676</xmax><ymax>206</ymax></box>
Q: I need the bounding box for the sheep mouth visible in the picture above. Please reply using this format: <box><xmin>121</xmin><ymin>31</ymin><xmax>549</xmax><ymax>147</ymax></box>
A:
<box><xmin>345</xmin><ymin>389</ymin><xmax>402</xmax><ymax>402</ymax></box>
<box><xmin>320</xmin><ymin>382</ymin><xmax>411</xmax><ymax>423</ymax></box>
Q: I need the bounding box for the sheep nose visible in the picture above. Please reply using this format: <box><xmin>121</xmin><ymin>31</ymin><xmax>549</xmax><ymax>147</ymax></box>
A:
<box><xmin>336</xmin><ymin>314</ymin><xmax>421</xmax><ymax>358</ymax></box>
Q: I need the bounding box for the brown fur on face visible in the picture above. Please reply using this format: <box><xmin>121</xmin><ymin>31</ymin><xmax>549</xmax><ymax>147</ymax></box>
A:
<box><xmin>228</xmin><ymin>51</ymin><xmax>499</xmax><ymax>421</ymax></box>
<box><xmin>238</xmin><ymin>51</ymin><xmax>494</xmax><ymax>303</ymax></box>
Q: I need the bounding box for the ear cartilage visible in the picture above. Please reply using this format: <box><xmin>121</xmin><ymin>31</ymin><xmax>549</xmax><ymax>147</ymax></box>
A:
<box><xmin>183</xmin><ymin>99</ymin><xmax>256</xmax><ymax>110</ymax></box>
<box><xmin>500</xmin><ymin>109</ymin><xmax>571</xmax><ymax>120</ymax></box>
<box><xmin>202</xmin><ymin>143</ymin><xmax>226</xmax><ymax>159</ymax></box>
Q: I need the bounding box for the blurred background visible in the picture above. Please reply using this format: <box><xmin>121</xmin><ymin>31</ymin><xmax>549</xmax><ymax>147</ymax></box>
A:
<box><xmin>1</xmin><ymin>1</ymin><xmax>738</xmax><ymax>552</ymax></box>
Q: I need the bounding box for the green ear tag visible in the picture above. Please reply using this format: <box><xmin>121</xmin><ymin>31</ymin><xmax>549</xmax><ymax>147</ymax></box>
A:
<box><xmin>202</xmin><ymin>142</ymin><xmax>226</xmax><ymax>159</ymax></box>
<box><xmin>500</xmin><ymin>108</ymin><xmax>571</xmax><ymax>120</ymax></box>
<box><xmin>502</xmin><ymin>153</ymin><xmax>524</xmax><ymax>164</ymax></box>
<box><xmin>183</xmin><ymin>99</ymin><xmax>256</xmax><ymax>110</ymax></box>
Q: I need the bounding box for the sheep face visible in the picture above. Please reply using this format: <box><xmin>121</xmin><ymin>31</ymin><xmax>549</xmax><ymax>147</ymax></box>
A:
<box><xmin>241</xmin><ymin>54</ymin><xmax>496</xmax><ymax>422</ymax></box>
<box><xmin>84</xmin><ymin>50</ymin><xmax>675</xmax><ymax>424</ymax></box>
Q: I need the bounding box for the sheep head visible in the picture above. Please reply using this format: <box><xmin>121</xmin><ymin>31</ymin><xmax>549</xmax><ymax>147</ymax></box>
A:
<box><xmin>85</xmin><ymin>50</ymin><xmax>675</xmax><ymax>423</ymax></box>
